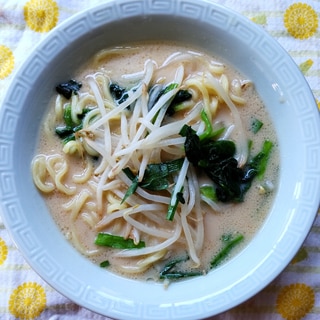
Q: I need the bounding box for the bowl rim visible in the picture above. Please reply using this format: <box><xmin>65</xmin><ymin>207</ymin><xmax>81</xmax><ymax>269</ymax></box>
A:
<box><xmin>1</xmin><ymin>0</ymin><xmax>320</xmax><ymax>319</ymax></box>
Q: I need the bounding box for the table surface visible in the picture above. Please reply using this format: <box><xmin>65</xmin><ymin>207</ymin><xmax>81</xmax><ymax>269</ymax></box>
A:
<box><xmin>0</xmin><ymin>0</ymin><xmax>319</xmax><ymax>319</ymax></box>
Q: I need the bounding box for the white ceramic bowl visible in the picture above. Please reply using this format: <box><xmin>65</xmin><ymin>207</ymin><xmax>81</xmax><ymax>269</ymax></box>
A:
<box><xmin>1</xmin><ymin>1</ymin><xmax>320</xmax><ymax>319</ymax></box>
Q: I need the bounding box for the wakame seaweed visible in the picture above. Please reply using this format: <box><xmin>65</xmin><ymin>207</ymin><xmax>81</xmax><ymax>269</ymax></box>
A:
<box><xmin>56</xmin><ymin>79</ymin><xmax>82</xmax><ymax>99</ymax></box>
<box><xmin>109</xmin><ymin>83</ymin><xmax>129</xmax><ymax>104</ymax></box>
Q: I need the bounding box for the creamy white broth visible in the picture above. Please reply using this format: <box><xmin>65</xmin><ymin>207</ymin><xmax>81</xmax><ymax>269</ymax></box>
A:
<box><xmin>33</xmin><ymin>42</ymin><xmax>279</xmax><ymax>282</ymax></box>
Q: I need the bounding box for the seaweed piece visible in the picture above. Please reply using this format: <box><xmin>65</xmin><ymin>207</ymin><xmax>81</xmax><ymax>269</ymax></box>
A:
<box><xmin>56</xmin><ymin>79</ymin><xmax>82</xmax><ymax>99</ymax></box>
<box><xmin>109</xmin><ymin>83</ymin><xmax>129</xmax><ymax>104</ymax></box>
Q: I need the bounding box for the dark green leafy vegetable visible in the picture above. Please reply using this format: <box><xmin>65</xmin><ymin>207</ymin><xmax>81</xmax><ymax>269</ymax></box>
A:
<box><xmin>251</xmin><ymin>118</ymin><xmax>263</xmax><ymax>134</ymax></box>
<box><xmin>122</xmin><ymin>158</ymin><xmax>184</xmax><ymax>203</ymax></box>
<box><xmin>139</xmin><ymin>158</ymin><xmax>184</xmax><ymax>190</ymax></box>
<box><xmin>179</xmin><ymin>125</ymin><xmax>203</xmax><ymax>165</ymax></box>
<box><xmin>210</xmin><ymin>233</ymin><xmax>244</xmax><ymax>268</ymax></box>
<box><xmin>99</xmin><ymin>260</ymin><xmax>110</xmax><ymax>268</ymax></box>
<box><xmin>55</xmin><ymin>123</ymin><xmax>83</xmax><ymax>140</ymax></box>
<box><xmin>180</xmin><ymin>124</ymin><xmax>242</xmax><ymax>202</ymax></box>
<box><xmin>180</xmin><ymin>124</ymin><xmax>235</xmax><ymax>166</ymax></box>
<box><xmin>166</xmin><ymin>89</ymin><xmax>192</xmax><ymax>116</ymax></box>
<box><xmin>95</xmin><ymin>233</ymin><xmax>145</xmax><ymax>249</ymax></box>
<box><xmin>122</xmin><ymin>159</ymin><xmax>186</xmax><ymax>218</ymax></box>
<box><xmin>55</xmin><ymin>126</ymin><xmax>74</xmax><ymax>139</ymax></box>
<box><xmin>170</xmin><ymin>89</ymin><xmax>192</xmax><ymax>105</ymax></box>
<box><xmin>180</xmin><ymin>124</ymin><xmax>273</xmax><ymax>203</ymax></box>
<box><xmin>159</xmin><ymin>255</ymin><xmax>202</xmax><ymax>280</ymax></box>
<box><xmin>207</xmin><ymin>157</ymin><xmax>247</xmax><ymax>203</ymax></box>
<box><xmin>56</xmin><ymin>79</ymin><xmax>82</xmax><ymax>99</ymax></box>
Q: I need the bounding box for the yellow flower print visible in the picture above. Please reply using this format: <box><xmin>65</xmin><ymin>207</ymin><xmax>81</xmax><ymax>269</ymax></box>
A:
<box><xmin>276</xmin><ymin>283</ymin><xmax>315</xmax><ymax>320</ymax></box>
<box><xmin>9</xmin><ymin>282</ymin><xmax>47</xmax><ymax>319</ymax></box>
<box><xmin>0</xmin><ymin>237</ymin><xmax>8</xmax><ymax>265</ymax></box>
<box><xmin>24</xmin><ymin>0</ymin><xmax>59</xmax><ymax>33</ymax></box>
<box><xmin>0</xmin><ymin>45</ymin><xmax>14</xmax><ymax>79</ymax></box>
<box><xmin>284</xmin><ymin>3</ymin><xmax>319</xmax><ymax>39</ymax></box>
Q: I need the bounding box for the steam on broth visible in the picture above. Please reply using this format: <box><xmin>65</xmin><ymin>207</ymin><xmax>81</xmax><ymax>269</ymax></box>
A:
<box><xmin>31</xmin><ymin>42</ymin><xmax>278</xmax><ymax>283</ymax></box>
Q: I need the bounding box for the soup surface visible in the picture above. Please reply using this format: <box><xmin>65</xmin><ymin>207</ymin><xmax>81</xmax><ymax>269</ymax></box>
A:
<box><xmin>32</xmin><ymin>42</ymin><xmax>279</xmax><ymax>283</ymax></box>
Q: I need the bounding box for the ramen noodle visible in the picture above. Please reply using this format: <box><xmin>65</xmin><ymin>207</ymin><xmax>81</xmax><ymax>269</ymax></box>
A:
<box><xmin>31</xmin><ymin>43</ymin><xmax>278</xmax><ymax>283</ymax></box>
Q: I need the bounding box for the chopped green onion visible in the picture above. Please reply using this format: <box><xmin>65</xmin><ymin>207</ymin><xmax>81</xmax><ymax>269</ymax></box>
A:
<box><xmin>248</xmin><ymin>140</ymin><xmax>273</xmax><ymax>179</ymax></box>
<box><xmin>162</xmin><ymin>82</ymin><xmax>178</xmax><ymax>94</ymax></box>
<box><xmin>199</xmin><ymin>109</ymin><xmax>213</xmax><ymax>141</ymax></box>
<box><xmin>200</xmin><ymin>185</ymin><xmax>217</xmax><ymax>202</ymax></box>
<box><xmin>121</xmin><ymin>175</ymin><xmax>139</xmax><ymax>204</ymax></box>
<box><xmin>159</xmin><ymin>255</ymin><xmax>202</xmax><ymax>280</ymax></box>
<box><xmin>95</xmin><ymin>233</ymin><xmax>145</xmax><ymax>249</ymax></box>
<box><xmin>160</xmin><ymin>271</ymin><xmax>203</xmax><ymax>279</ymax></box>
<box><xmin>198</xmin><ymin>109</ymin><xmax>225</xmax><ymax>141</ymax></box>
<box><xmin>122</xmin><ymin>167</ymin><xmax>136</xmax><ymax>180</ymax></box>
<box><xmin>99</xmin><ymin>260</ymin><xmax>110</xmax><ymax>268</ymax></box>
<box><xmin>251</xmin><ymin>118</ymin><xmax>263</xmax><ymax>134</ymax></box>
<box><xmin>210</xmin><ymin>233</ymin><xmax>244</xmax><ymax>268</ymax></box>
<box><xmin>166</xmin><ymin>186</ymin><xmax>184</xmax><ymax>221</ymax></box>
<box><xmin>121</xmin><ymin>170</ymin><xmax>139</xmax><ymax>204</ymax></box>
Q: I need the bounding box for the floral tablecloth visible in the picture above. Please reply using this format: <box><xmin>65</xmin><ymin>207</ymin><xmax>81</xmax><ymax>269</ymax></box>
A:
<box><xmin>0</xmin><ymin>0</ymin><xmax>319</xmax><ymax>319</ymax></box>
